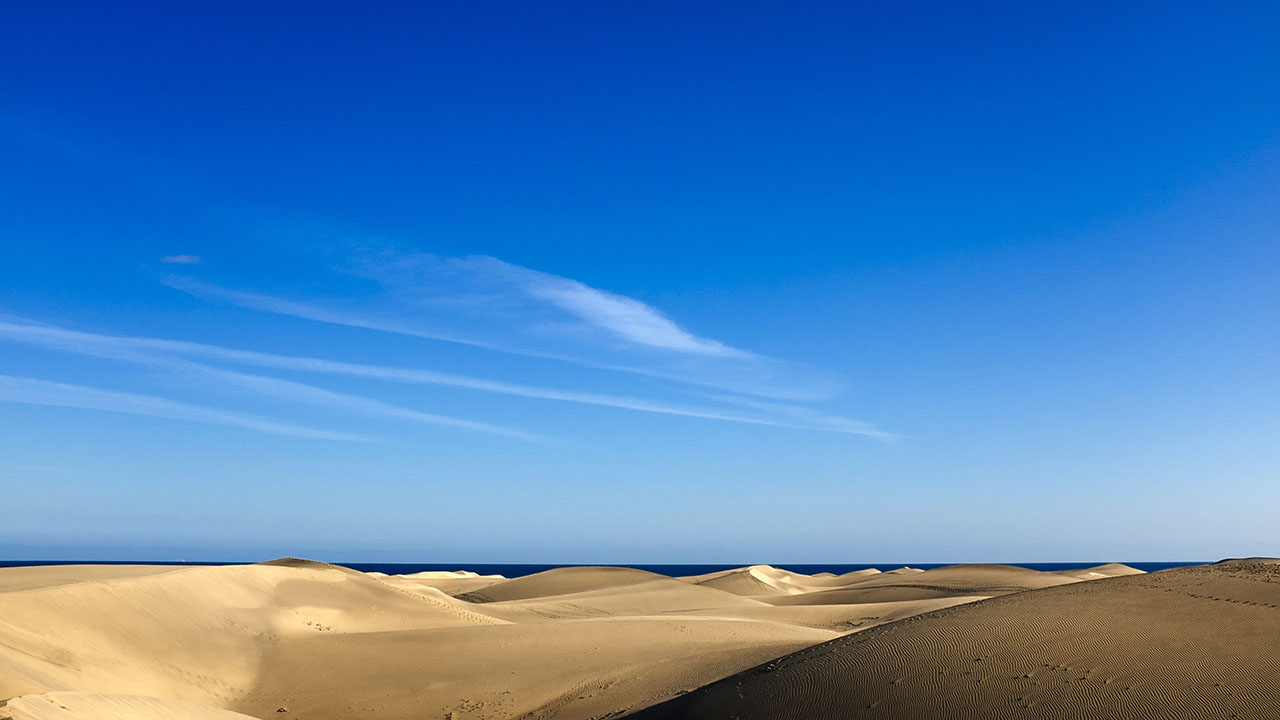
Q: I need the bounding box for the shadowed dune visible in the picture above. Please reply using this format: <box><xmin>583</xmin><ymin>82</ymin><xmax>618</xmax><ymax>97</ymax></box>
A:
<box><xmin>625</xmin><ymin>561</ymin><xmax>1280</xmax><ymax>720</ymax></box>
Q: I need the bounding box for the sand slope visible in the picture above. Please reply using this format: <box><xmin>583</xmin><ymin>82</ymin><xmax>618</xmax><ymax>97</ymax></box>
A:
<box><xmin>380</xmin><ymin>569</ymin><xmax>507</xmax><ymax>597</ymax></box>
<box><xmin>681</xmin><ymin>566</ymin><xmax>815</xmax><ymax>596</ymax></box>
<box><xmin>761</xmin><ymin>563</ymin><xmax>1108</xmax><ymax>606</ymax></box>
<box><xmin>626</xmin><ymin>561</ymin><xmax>1280</xmax><ymax>720</ymax></box>
<box><xmin>0</xmin><ymin>561</ymin><xmax>505</xmax><ymax>709</ymax></box>
<box><xmin>0</xmin><ymin>564</ymin><xmax>187</xmax><ymax>593</ymax></box>
<box><xmin>236</xmin><ymin>616</ymin><xmax>836</xmax><ymax>720</ymax></box>
<box><xmin>0</xmin><ymin>693</ymin><xmax>259</xmax><ymax>720</ymax></box>
<box><xmin>458</xmin><ymin>566</ymin><xmax>667</xmax><ymax>603</ymax></box>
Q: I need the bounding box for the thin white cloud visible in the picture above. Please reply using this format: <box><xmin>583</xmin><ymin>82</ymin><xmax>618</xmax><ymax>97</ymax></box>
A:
<box><xmin>0</xmin><ymin>374</ymin><xmax>368</xmax><ymax>441</ymax></box>
<box><xmin>161</xmin><ymin>253</ymin><xmax>845</xmax><ymax>403</ymax></box>
<box><xmin>161</xmin><ymin>255</ymin><xmax>201</xmax><ymax>264</ymax></box>
<box><xmin>160</xmin><ymin>276</ymin><xmax>494</xmax><ymax>351</ymax></box>
<box><xmin>0</xmin><ymin>318</ymin><xmax>537</xmax><ymax>440</ymax></box>
<box><xmin>192</xmin><ymin>365</ymin><xmax>539</xmax><ymax>440</ymax></box>
<box><xmin>706</xmin><ymin>393</ymin><xmax>900</xmax><ymax>441</ymax></box>
<box><xmin>466</xmin><ymin>257</ymin><xmax>746</xmax><ymax>357</ymax></box>
<box><xmin>0</xmin><ymin>317</ymin><xmax>888</xmax><ymax>438</ymax></box>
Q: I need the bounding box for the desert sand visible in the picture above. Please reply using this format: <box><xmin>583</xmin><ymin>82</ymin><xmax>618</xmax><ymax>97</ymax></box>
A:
<box><xmin>629</xmin><ymin>559</ymin><xmax>1280</xmax><ymax>720</ymax></box>
<box><xmin>1</xmin><ymin>558</ymin><xmax>1274</xmax><ymax>720</ymax></box>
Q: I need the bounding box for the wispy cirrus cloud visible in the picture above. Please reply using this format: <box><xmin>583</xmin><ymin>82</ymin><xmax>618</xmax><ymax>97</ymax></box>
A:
<box><xmin>469</xmin><ymin>258</ymin><xmax>745</xmax><ymax>357</ymax></box>
<box><xmin>161</xmin><ymin>249</ymin><xmax>845</xmax><ymax>402</ymax></box>
<box><xmin>0</xmin><ymin>374</ymin><xmax>368</xmax><ymax>441</ymax></box>
<box><xmin>345</xmin><ymin>252</ymin><xmax>750</xmax><ymax>357</ymax></box>
<box><xmin>193</xmin><ymin>365</ymin><xmax>539</xmax><ymax>440</ymax></box>
<box><xmin>161</xmin><ymin>255</ymin><xmax>201</xmax><ymax>264</ymax></box>
<box><xmin>0</xmin><ymin>317</ymin><xmax>888</xmax><ymax>437</ymax></box>
<box><xmin>0</xmin><ymin>318</ymin><xmax>539</xmax><ymax>440</ymax></box>
<box><xmin>5</xmin><ymin>247</ymin><xmax>883</xmax><ymax>442</ymax></box>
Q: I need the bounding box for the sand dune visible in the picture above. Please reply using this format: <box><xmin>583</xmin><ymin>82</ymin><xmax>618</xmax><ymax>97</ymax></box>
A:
<box><xmin>809</xmin><ymin>567</ymin><xmax>882</xmax><ymax>586</ymax></box>
<box><xmin>457</xmin><ymin>566</ymin><xmax>666</xmax><ymax>602</ymax></box>
<box><xmin>674</xmin><ymin>597</ymin><xmax>988</xmax><ymax>633</ymax></box>
<box><xmin>0</xmin><ymin>561</ymin><xmax>836</xmax><ymax>719</ymax></box>
<box><xmin>473</xmin><ymin>577</ymin><xmax>769</xmax><ymax>624</ymax></box>
<box><xmin>1053</xmin><ymin>562</ymin><xmax>1148</xmax><ymax>581</ymax></box>
<box><xmin>626</xmin><ymin>560</ymin><xmax>1280</xmax><ymax>719</ymax></box>
<box><xmin>681</xmin><ymin>565</ymin><xmax>814</xmax><ymax>596</ymax></box>
<box><xmin>236</xmin><ymin>615</ymin><xmax>835</xmax><ymax>719</ymax></box>
<box><xmin>761</xmin><ymin>563</ymin><xmax>1118</xmax><ymax>606</ymax></box>
<box><xmin>378</xmin><ymin>571</ymin><xmax>509</xmax><ymax>599</ymax></box>
<box><xmin>0</xmin><ymin>561</ymin><xmax>503</xmax><ymax>710</ymax></box>
<box><xmin>6</xmin><ymin>559</ymin><xmax>1241</xmax><ymax>720</ymax></box>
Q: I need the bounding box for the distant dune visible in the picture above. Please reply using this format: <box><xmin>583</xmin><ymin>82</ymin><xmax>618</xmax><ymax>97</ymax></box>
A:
<box><xmin>455</xmin><ymin>565</ymin><xmax>669</xmax><ymax>603</ymax></box>
<box><xmin>763</xmin><ymin>563</ymin><xmax>1118</xmax><ymax>606</ymax></box>
<box><xmin>682</xmin><ymin>565</ymin><xmax>816</xmax><ymax>595</ymax></box>
<box><xmin>2</xmin><ymin>559</ymin><xmax>1273</xmax><ymax>719</ymax></box>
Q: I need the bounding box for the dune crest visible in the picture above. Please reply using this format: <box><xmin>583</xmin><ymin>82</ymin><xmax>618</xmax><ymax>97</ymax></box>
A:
<box><xmin>682</xmin><ymin>565</ymin><xmax>814</xmax><ymax>596</ymax></box>
<box><xmin>457</xmin><ymin>566</ymin><xmax>666</xmax><ymax>603</ymax></box>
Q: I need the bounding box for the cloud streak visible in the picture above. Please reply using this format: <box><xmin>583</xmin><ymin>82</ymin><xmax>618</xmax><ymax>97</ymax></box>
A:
<box><xmin>0</xmin><ymin>374</ymin><xmax>369</xmax><ymax>441</ymax></box>
<box><xmin>469</xmin><ymin>257</ymin><xmax>746</xmax><ymax>357</ymax></box>
<box><xmin>192</xmin><ymin>365</ymin><xmax>540</xmax><ymax>440</ymax></box>
<box><xmin>161</xmin><ymin>250</ymin><xmax>845</xmax><ymax>401</ymax></box>
<box><xmin>0</xmin><ymin>317</ymin><xmax>888</xmax><ymax>438</ymax></box>
<box><xmin>0</xmin><ymin>318</ymin><xmax>538</xmax><ymax>440</ymax></box>
<box><xmin>161</xmin><ymin>255</ymin><xmax>201</xmax><ymax>264</ymax></box>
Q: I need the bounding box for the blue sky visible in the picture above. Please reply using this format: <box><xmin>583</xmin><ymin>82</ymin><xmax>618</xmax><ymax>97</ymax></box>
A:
<box><xmin>2</xmin><ymin>1</ymin><xmax>1278</xmax><ymax>562</ymax></box>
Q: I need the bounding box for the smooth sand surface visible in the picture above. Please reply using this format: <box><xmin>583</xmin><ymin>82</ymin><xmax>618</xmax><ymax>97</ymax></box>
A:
<box><xmin>760</xmin><ymin>563</ymin><xmax>1109</xmax><ymax>606</ymax></box>
<box><xmin>378</xmin><ymin>569</ymin><xmax>509</xmax><ymax>597</ymax></box>
<box><xmin>681</xmin><ymin>565</ymin><xmax>816</xmax><ymax>596</ymax></box>
<box><xmin>456</xmin><ymin>566</ymin><xmax>668</xmax><ymax>602</ymax></box>
<box><xmin>8</xmin><ymin>558</ymin><xmax>1261</xmax><ymax>720</ymax></box>
<box><xmin>626</xmin><ymin>560</ymin><xmax>1280</xmax><ymax>720</ymax></box>
<box><xmin>1</xmin><ymin>692</ymin><xmax>261</xmax><ymax>720</ymax></box>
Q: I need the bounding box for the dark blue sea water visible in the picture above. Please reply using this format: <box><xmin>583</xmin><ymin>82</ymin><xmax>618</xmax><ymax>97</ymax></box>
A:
<box><xmin>0</xmin><ymin>560</ymin><xmax>1202</xmax><ymax>576</ymax></box>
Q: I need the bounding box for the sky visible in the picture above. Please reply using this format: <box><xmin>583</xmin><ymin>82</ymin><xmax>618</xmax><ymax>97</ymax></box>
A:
<box><xmin>1</xmin><ymin>1</ymin><xmax>1278</xmax><ymax>563</ymax></box>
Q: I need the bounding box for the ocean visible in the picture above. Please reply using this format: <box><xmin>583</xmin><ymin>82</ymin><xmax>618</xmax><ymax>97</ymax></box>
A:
<box><xmin>0</xmin><ymin>560</ymin><xmax>1201</xmax><ymax>576</ymax></box>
